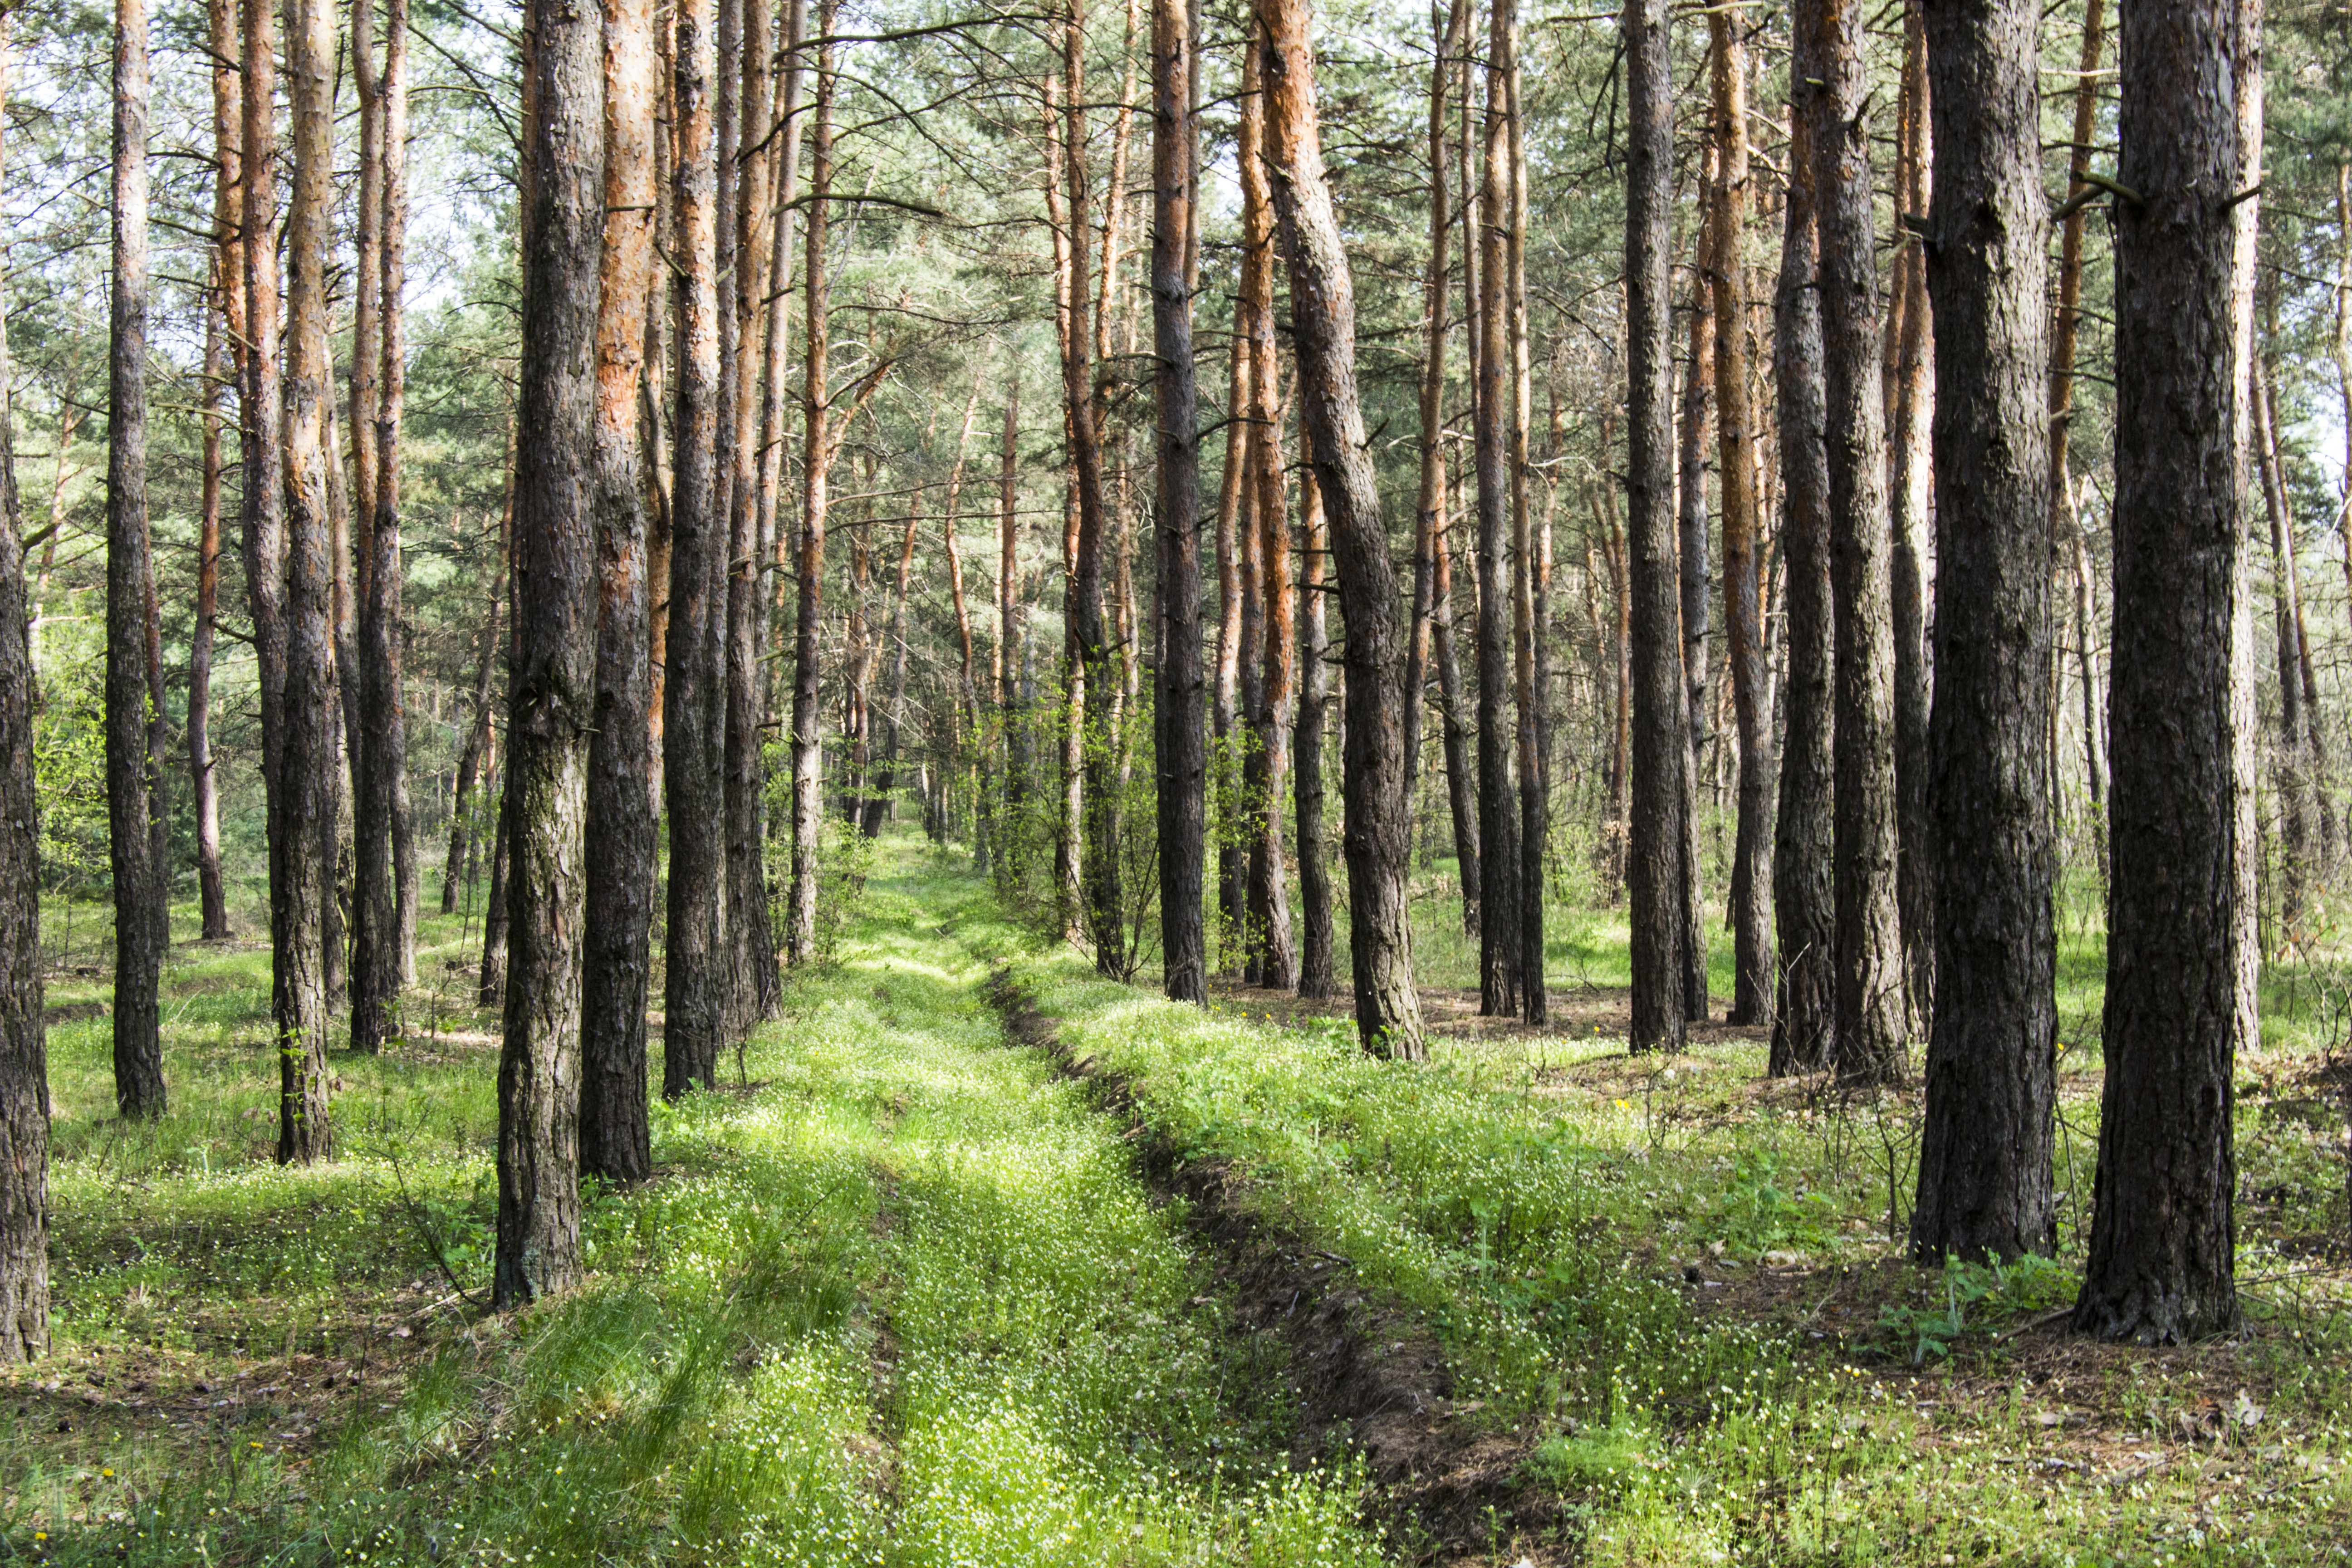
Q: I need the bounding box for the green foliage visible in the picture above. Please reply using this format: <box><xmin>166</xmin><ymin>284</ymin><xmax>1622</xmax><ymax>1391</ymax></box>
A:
<box><xmin>1874</xmin><ymin>1254</ymin><xmax>2076</xmax><ymax>1365</ymax></box>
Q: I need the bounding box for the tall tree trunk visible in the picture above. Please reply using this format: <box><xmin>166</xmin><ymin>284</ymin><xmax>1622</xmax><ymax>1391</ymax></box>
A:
<box><xmin>2255</xmin><ymin>369</ymin><xmax>2309</xmax><ymax>919</ymax></box>
<box><xmin>108</xmin><ymin>0</ymin><xmax>168</xmax><ymax>1118</ymax></box>
<box><xmin>1507</xmin><ymin>35</ymin><xmax>1545</xmax><ymax>1026</ymax></box>
<box><xmin>479</xmin><ymin>789</ymin><xmax>510</xmax><ymax>1003</ymax></box>
<box><xmin>2075</xmin><ymin>0</ymin><xmax>2250</xmax><ymax>1344</ymax></box>
<box><xmin>0</xmin><ymin>14</ymin><xmax>51</xmax><ymax>1355</ymax></box>
<box><xmin>194</xmin><ymin>0</ymin><xmax>239</xmax><ymax>943</ymax></box>
<box><xmin>1771</xmin><ymin>10</ymin><xmax>1833</xmax><ymax>1074</ymax></box>
<box><xmin>581</xmin><ymin>0</ymin><xmax>657</xmax><ymax>1189</ymax></box>
<box><xmin>786</xmin><ymin>15</ymin><xmax>837</xmax><ymax>964</ymax></box>
<box><xmin>998</xmin><ymin>383</ymin><xmax>1027</xmax><ymax>846</ymax></box>
<box><xmin>1624</xmin><ymin>0</ymin><xmax>1685</xmax><ymax>1054</ymax></box>
<box><xmin>444</xmin><ymin>515</ymin><xmax>506</xmax><ymax>914</ymax></box>
<box><xmin>1433</xmin><ymin>449</ymin><xmax>1480</xmax><ymax>934</ymax></box>
<box><xmin>2050</xmin><ymin>0</ymin><xmax>2105</xmax><ymax>807</ymax></box>
<box><xmin>1406</xmin><ymin>0</ymin><xmax>1470</xmax><ymax>814</ymax></box>
<box><xmin>1888</xmin><ymin>0</ymin><xmax>1934</xmax><ymax>1027</ymax></box>
<box><xmin>722</xmin><ymin>0</ymin><xmax>778</xmax><ymax>1033</ymax></box>
<box><xmin>1241</xmin><ymin>124</ymin><xmax>1294</xmax><ymax>989</ymax></box>
<box><xmin>1812</xmin><ymin>0</ymin><xmax>1908</xmax><ymax>1083</ymax></box>
<box><xmin>1909</xmin><ymin>0</ymin><xmax>2056</xmax><ymax>1264</ymax></box>
<box><xmin>1296</xmin><ymin>464</ymin><xmax>1334</xmax><ymax>999</ymax></box>
<box><xmin>1676</xmin><ymin>145</ymin><xmax>1714</xmax><ymax>1027</ymax></box>
<box><xmin>274</xmin><ymin>0</ymin><xmax>338</xmax><ymax>1163</ymax></box>
<box><xmin>1473</xmin><ymin>0</ymin><xmax>1521</xmax><ymax>1018</ymax></box>
<box><xmin>1212</xmin><ymin>277</ymin><xmax>1247</xmax><ymax>969</ymax></box>
<box><xmin>383</xmin><ymin>0</ymin><xmax>416</xmax><ymax>988</ymax></box>
<box><xmin>665</xmin><ymin>0</ymin><xmax>727</xmax><ymax>1091</ymax></box>
<box><xmin>1152</xmin><ymin>0</ymin><xmax>1207</xmax><ymax>1002</ymax></box>
<box><xmin>495</xmin><ymin>0</ymin><xmax>602</xmax><ymax>1309</ymax></box>
<box><xmin>1256</xmin><ymin>0</ymin><xmax>1425</xmax><ymax>1058</ymax></box>
<box><xmin>1711</xmin><ymin>9</ymin><xmax>1771</xmax><ymax>1024</ymax></box>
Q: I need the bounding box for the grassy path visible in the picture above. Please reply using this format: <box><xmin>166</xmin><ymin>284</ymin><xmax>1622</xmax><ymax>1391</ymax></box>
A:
<box><xmin>7</xmin><ymin>844</ymin><xmax>1384</xmax><ymax>1566</ymax></box>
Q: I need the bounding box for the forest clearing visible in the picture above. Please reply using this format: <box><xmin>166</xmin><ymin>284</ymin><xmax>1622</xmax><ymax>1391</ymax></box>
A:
<box><xmin>0</xmin><ymin>838</ymin><xmax>2346</xmax><ymax>1564</ymax></box>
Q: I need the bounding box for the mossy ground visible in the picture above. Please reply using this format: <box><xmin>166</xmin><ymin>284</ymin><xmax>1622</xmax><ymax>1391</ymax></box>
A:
<box><xmin>5</xmin><ymin>833</ymin><xmax>2348</xmax><ymax>1564</ymax></box>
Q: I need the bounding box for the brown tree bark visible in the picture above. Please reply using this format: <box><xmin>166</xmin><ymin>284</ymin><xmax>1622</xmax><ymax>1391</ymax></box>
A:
<box><xmin>1624</xmin><ymin>0</ymin><xmax>1685</xmax><ymax>1054</ymax></box>
<box><xmin>666</xmin><ymin>0</ymin><xmax>727</xmax><ymax>1092</ymax></box>
<box><xmin>1241</xmin><ymin>119</ymin><xmax>1294</xmax><ymax>989</ymax></box>
<box><xmin>1296</xmin><ymin>462</ymin><xmax>1334</xmax><ymax>999</ymax></box>
<box><xmin>194</xmin><ymin>0</ymin><xmax>239</xmax><ymax>943</ymax></box>
<box><xmin>1888</xmin><ymin>0</ymin><xmax>1934</xmax><ymax>1025</ymax></box>
<box><xmin>581</xmin><ymin>0</ymin><xmax>658</xmax><ymax>1188</ymax></box>
<box><xmin>1256</xmin><ymin>0</ymin><xmax>1424</xmax><ymax>1058</ymax></box>
<box><xmin>495</xmin><ymin>0</ymin><xmax>603</xmax><ymax>1308</ymax></box>
<box><xmin>1812</xmin><ymin>0</ymin><xmax>1909</xmax><ymax>1083</ymax></box>
<box><xmin>108</xmin><ymin>0</ymin><xmax>168</xmax><ymax>1118</ymax></box>
<box><xmin>1771</xmin><ymin>4</ymin><xmax>1834</xmax><ymax>1075</ymax></box>
<box><xmin>785</xmin><ymin>14</ymin><xmax>837</xmax><ymax>965</ymax></box>
<box><xmin>1710</xmin><ymin>9</ymin><xmax>1771</xmax><ymax>1025</ymax></box>
<box><xmin>1506</xmin><ymin>39</ymin><xmax>1544</xmax><ymax>1026</ymax></box>
<box><xmin>0</xmin><ymin>15</ymin><xmax>50</xmax><ymax>1363</ymax></box>
<box><xmin>274</xmin><ymin>0</ymin><xmax>339</xmax><ymax>1163</ymax></box>
<box><xmin>2074</xmin><ymin>0</ymin><xmax>2251</xmax><ymax>1343</ymax></box>
<box><xmin>1473</xmin><ymin>0</ymin><xmax>1521</xmax><ymax>1018</ymax></box>
<box><xmin>1675</xmin><ymin>143</ymin><xmax>1714</xmax><ymax>1027</ymax></box>
<box><xmin>1212</xmin><ymin>285</ymin><xmax>1247</xmax><ymax>966</ymax></box>
<box><xmin>2255</xmin><ymin>369</ymin><xmax>2309</xmax><ymax>918</ymax></box>
<box><xmin>1152</xmin><ymin>0</ymin><xmax>1207</xmax><ymax>1003</ymax></box>
<box><xmin>1909</xmin><ymin>0</ymin><xmax>2056</xmax><ymax>1264</ymax></box>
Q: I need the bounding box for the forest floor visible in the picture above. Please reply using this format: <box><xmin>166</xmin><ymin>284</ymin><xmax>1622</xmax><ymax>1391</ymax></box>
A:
<box><xmin>2</xmin><ymin>834</ymin><xmax>2348</xmax><ymax>1564</ymax></box>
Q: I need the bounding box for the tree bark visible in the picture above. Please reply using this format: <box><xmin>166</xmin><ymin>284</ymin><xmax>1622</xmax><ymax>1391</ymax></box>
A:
<box><xmin>0</xmin><ymin>15</ymin><xmax>51</xmax><ymax>1362</ymax></box>
<box><xmin>1241</xmin><ymin>119</ymin><xmax>1294</xmax><ymax>989</ymax></box>
<box><xmin>1296</xmin><ymin>463</ymin><xmax>1334</xmax><ymax>999</ymax></box>
<box><xmin>2074</xmin><ymin>0</ymin><xmax>2251</xmax><ymax>1344</ymax></box>
<box><xmin>1909</xmin><ymin>0</ymin><xmax>2056</xmax><ymax>1264</ymax></box>
<box><xmin>1152</xmin><ymin>0</ymin><xmax>1207</xmax><ymax>1003</ymax></box>
<box><xmin>495</xmin><ymin>0</ymin><xmax>602</xmax><ymax>1309</ymax></box>
<box><xmin>2255</xmin><ymin>369</ymin><xmax>2309</xmax><ymax>919</ymax></box>
<box><xmin>1433</xmin><ymin>448</ymin><xmax>1480</xmax><ymax>935</ymax></box>
<box><xmin>1676</xmin><ymin>143</ymin><xmax>1714</xmax><ymax>1028</ymax></box>
<box><xmin>108</xmin><ymin>0</ymin><xmax>169</xmax><ymax>1118</ymax></box>
<box><xmin>1888</xmin><ymin>0</ymin><xmax>1935</xmax><ymax>1026</ymax></box>
<box><xmin>786</xmin><ymin>15</ymin><xmax>838</xmax><ymax>965</ymax></box>
<box><xmin>1624</xmin><ymin>0</ymin><xmax>1685</xmax><ymax>1054</ymax></box>
<box><xmin>1771</xmin><ymin>6</ymin><xmax>1834</xmax><ymax>1075</ymax></box>
<box><xmin>1505</xmin><ymin>31</ymin><xmax>1544</xmax><ymax>1026</ymax></box>
<box><xmin>1256</xmin><ymin>0</ymin><xmax>1424</xmax><ymax>1058</ymax></box>
<box><xmin>665</xmin><ymin>0</ymin><xmax>727</xmax><ymax>1092</ymax></box>
<box><xmin>1473</xmin><ymin>0</ymin><xmax>1521</xmax><ymax>1018</ymax></box>
<box><xmin>271</xmin><ymin>0</ymin><xmax>338</xmax><ymax>1163</ymax></box>
<box><xmin>445</xmin><ymin>513</ymin><xmax>506</xmax><ymax>914</ymax></box>
<box><xmin>1710</xmin><ymin>9</ymin><xmax>1771</xmax><ymax>1025</ymax></box>
<box><xmin>581</xmin><ymin>0</ymin><xmax>658</xmax><ymax>1189</ymax></box>
<box><xmin>194</xmin><ymin>0</ymin><xmax>239</xmax><ymax>943</ymax></box>
<box><xmin>1212</xmin><ymin>277</ymin><xmax>1247</xmax><ymax>968</ymax></box>
<box><xmin>1812</xmin><ymin>0</ymin><xmax>1909</xmax><ymax>1083</ymax></box>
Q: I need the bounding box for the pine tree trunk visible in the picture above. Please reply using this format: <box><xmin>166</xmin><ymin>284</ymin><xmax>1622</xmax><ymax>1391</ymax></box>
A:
<box><xmin>1711</xmin><ymin>10</ymin><xmax>1772</xmax><ymax>1025</ymax></box>
<box><xmin>1296</xmin><ymin>466</ymin><xmax>1334</xmax><ymax>999</ymax></box>
<box><xmin>275</xmin><ymin>0</ymin><xmax>339</xmax><ymax>1163</ymax></box>
<box><xmin>1811</xmin><ymin>0</ymin><xmax>1909</xmax><ymax>1083</ymax></box>
<box><xmin>1909</xmin><ymin>0</ymin><xmax>2057</xmax><ymax>1263</ymax></box>
<box><xmin>1675</xmin><ymin>144</ymin><xmax>1714</xmax><ymax>1028</ymax></box>
<box><xmin>108</xmin><ymin>0</ymin><xmax>168</xmax><ymax>1118</ymax></box>
<box><xmin>1474</xmin><ymin>0</ymin><xmax>1521</xmax><ymax>1018</ymax></box>
<box><xmin>786</xmin><ymin>18</ymin><xmax>836</xmax><ymax>966</ymax></box>
<box><xmin>194</xmin><ymin>0</ymin><xmax>238</xmax><ymax>942</ymax></box>
<box><xmin>1888</xmin><ymin>0</ymin><xmax>1935</xmax><ymax>1027</ymax></box>
<box><xmin>2075</xmin><ymin>0</ymin><xmax>2250</xmax><ymax>1343</ymax></box>
<box><xmin>581</xmin><ymin>0</ymin><xmax>658</xmax><ymax>1188</ymax></box>
<box><xmin>999</xmin><ymin>385</ymin><xmax>1026</xmax><ymax>837</ymax></box>
<box><xmin>1212</xmin><ymin>293</ymin><xmax>1246</xmax><ymax>969</ymax></box>
<box><xmin>479</xmin><ymin>793</ymin><xmax>510</xmax><ymax>1004</ymax></box>
<box><xmin>1432</xmin><ymin>456</ymin><xmax>1480</xmax><ymax>935</ymax></box>
<box><xmin>0</xmin><ymin>16</ymin><xmax>51</xmax><ymax>1363</ymax></box>
<box><xmin>495</xmin><ymin>0</ymin><xmax>603</xmax><ymax>1308</ymax></box>
<box><xmin>1623</xmin><ymin>0</ymin><xmax>1685</xmax><ymax>1054</ymax></box>
<box><xmin>665</xmin><ymin>0</ymin><xmax>727</xmax><ymax>1091</ymax></box>
<box><xmin>1506</xmin><ymin>36</ymin><xmax>1545</xmax><ymax>1026</ymax></box>
<box><xmin>2255</xmin><ymin>371</ymin><xmax>2309</xmax><ymax>919</ymax></box>
<box><xmin>445</xmin><ymin>529</ymin><xmax>506</xmax><ymax>914</ymax></box>
<box><xmin>1152</xmin><ymin>0</ymin><xmax>1207</xmax><ymax>1003</ymax></box>
<box><xmin>1256</xmin><ymin>0</ymin><xmax>1424</xmax><ymax>1058</ymax></box>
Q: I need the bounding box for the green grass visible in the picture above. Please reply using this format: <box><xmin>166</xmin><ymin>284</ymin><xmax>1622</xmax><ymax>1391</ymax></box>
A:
<box><xmin>5</xmin><ymin>848</ymin><xmax>1382</xmax><ymax>1566</ymax></box>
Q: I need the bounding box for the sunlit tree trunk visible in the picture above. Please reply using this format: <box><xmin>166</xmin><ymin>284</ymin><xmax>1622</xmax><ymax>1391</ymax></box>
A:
<box><xmin>1241</xmin><ymin>103</ymin><xmax>1294</xmax><ymax>988</ymax></box>
<box><xmin>1505</xmin><ymin>30</ymin><xmax>1544</xmax><ymax>1026</ymax></box>
<box><xmin>0</xmin><ymin>16</ymin><xmax>51</xmax><ymax>1363</ymax></box>
<box><xmin>1888</xmin><ymin>0</ymin><xmax>1934</xmax><ymax>1025</ymax></box>
<box><xmin>1296</xmin><ymin>465</ymin><xmax>1334</xmax><ymax>999</ymax></box>
<box><xmin>1256</xmin><ymin>0</ymin><xmax>1424</xmax><ymax>1058</ymax></box>
<box><xmin>1624</xmin><ymin>0</ymin><xmax>1685</xmax><ymax>1053</ymax></box>
<box><xmin>581</xmin><ymin>0</ymin><xmax>658</xmax><ymax>1188</ymax></box>
<box><xmin>1675</xmin><ymin>142</ymin><xmax>1713</xmax><ymax>1028</ymax></box>
<box><xmin>666</xmin><ymin>0</ymin><xmax>727</xmax><ymax>1090</ymax></box>
<box><xmin>1473</xmin><ymin>0</ymin><xmax>1521</xmax><ymax>1018</ymax></box>
<box><xmin>193</xmin><ymin>0</ymin><xmax>239</xmax><ymax>943</ymax></box>
<box><xmin>1152</xmin><ymin>0</ymin><xmax>1207</xmax><ymax>1002</ymax></box>
<box><xmin>495</xmin><ymin>0</ymin><xmax>603</xmax><ymax>1309</ymax></box>
<box><xmin>786</xmin><ymin>14</ymin><xmax>838</xmax><ymax>965</ymax></box>
<box><xmin>108</xmin><ymin>0</ymin><xmax>168</xmax><ymax>1117</ymax></box>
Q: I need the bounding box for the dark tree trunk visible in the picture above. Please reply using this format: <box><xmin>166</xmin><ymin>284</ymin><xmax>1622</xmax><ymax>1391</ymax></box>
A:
<box><xmin>1296</xmin><ymin>466</ymin><xmax>1334</xmax><ymax>999</ymax></box>
<box><xmin>1152</xmin><ymin>0</ymin><xmax>1207</xmax><ymax>1004</ymax></box>
<box><xmin>1504</xmin><ymin>38</ymin><xmax>1544</xmax><ymax>1027</ymax></box>
<box><xmin>275</xmin><ymin>0</ymin><xmax>339</xmax><ymax>1164</ymax></box>
<box><xmin>1710</xmin><ymin>10</ymin><xmax>1771</xmax><ymax>1026</ymax></box>
<box><xmin>1433</xmin><ymin>466</ymin><xmax>1480</xmax><ymax>936</ymax></box>
<box><xmin>0</xmin><ymin>24</ymin><xmax>53</xmax><ymax>1360</ymax></box>
<box><xmin>194</xmin><ymin>0</ymin><xmax>238</xmax><ymax>943</ymax></box>
<box><xmin>108</xmin><ymin>0</ymin><xmax>169</xmax><ymax>1118</ymax></box>
<box><xmin>1623</xmin><ymin>0</ymin><xmax>1685</xmax><ymax>1054</ymax></box>
<box><xmin>1909</xmin><ymin>0</ymin><xmax>2057</xmax><ymax>1264</ymax></box>
<box><xmin>1676</xmin><ymin>143</ymin><xmax>1714</xmax><ymax>1027</ymax></box>
<box><xmin>495</xmin><ymin>0</ymin><xmax>602</xmax><ymax>1309</ymax></box>
<box><xmin>2074</xmin><ymin>0</ymin><xmax>2250</xmax><ymax>1344</ymax></box>
<box><xmin>665</xmin><ymin>0</ymin><xmax>726</xmax><ymax>1092</ymax></box>
<box><xmin>1473</xmin><ymin>1</ymin><xmax>1520</xmax><ymax>1018</ymax></box>
<box><xmin>1812</xmin><ymin>0</ymin><xmax>1909</xmax><ymax>1083</ymax></box>
<box><xmin>1257</xmin><ymin>0</ymin><xmax>1424</xmax><ymax>1059</ymax></box>
<box><xmin>581</xmin><ymin>0</ymin><xmax>657</xmax><ymax>1189</ymax></box>
<box><xmin>1771</xmin><ymin>5</ymin><xmax>1834</xmax><ymax>1076</ymax></box>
